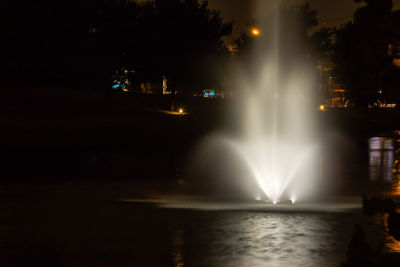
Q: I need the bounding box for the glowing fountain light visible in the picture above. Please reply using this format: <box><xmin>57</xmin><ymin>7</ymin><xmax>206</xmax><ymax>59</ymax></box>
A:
<box><xmin>216</xmin><ymin>0</ymin><xmax>318</xmax><ymax>205</ymax></box>
<box><xmin>194</xmin><ymin>0</ymin><xmax>319</xmax><ymax>205</ymax></box>
<box><xmin>225</xmin><ymin>134</ymin><xmax>316</xmax><ymax>204</ymax></box>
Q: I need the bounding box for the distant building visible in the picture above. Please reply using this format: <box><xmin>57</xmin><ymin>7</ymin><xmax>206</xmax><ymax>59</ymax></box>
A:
<box><xmin>112</xmin><ymin>68</ymin><xmax>176</xmax><ymax>95</ymax></box>
<box><xmin>318</xmin><ymin>58</ymin><xmax>351</xmax><ymax>108</ymax></box>
<box><xmin>162</xmin><ymin>76</ymin><xmax>171</xmax><ymax>95</ymax></box>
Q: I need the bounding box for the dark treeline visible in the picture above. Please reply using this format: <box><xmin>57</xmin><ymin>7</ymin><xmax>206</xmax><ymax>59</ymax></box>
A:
<box><xmin>3</xmin><ymin>0</ymin><xmax>232</xmax><ymax>94</ymax></box>
<box><xmin>232</xmin><ymin>0</ymin><xmax>400</xmax><ymax>107</ymax></box>
<box><xmin>332</xmin><ymin>0</ymin><xmax>400</xmax><ymax>106</ymax></box>
<box><xmin>3</xmin><ymin>0</ymin><xmax>400</xmax><ymax>103</ymax></box>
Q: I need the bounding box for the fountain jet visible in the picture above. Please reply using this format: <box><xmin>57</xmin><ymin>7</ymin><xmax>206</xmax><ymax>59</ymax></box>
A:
<box><xmin>221</xmin><ymin>0</ymin><xmax>318</xmax><ymax>203</ymax></box>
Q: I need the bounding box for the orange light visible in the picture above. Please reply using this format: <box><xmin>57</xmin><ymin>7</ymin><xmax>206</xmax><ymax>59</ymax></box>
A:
<box><xmin>320</xmin><ymin>105</ymin><xmax>326</xmax><ymax>111</ymax></box>
<box><xmin>251</xmin><ymin>28</ymin><xmax>260</xmax><ymax>36</ymax></box>
<box><xmin>394</xmin><ymin>58</ymin><xmax>400</xmax><ymax>68</ymax></box>
<box><xmin>179</xmin><ymin>108</ymin><xmax>183</xmax><ymax>114</ymax></box>
<box><xmin>386</xmin><ymin>235</ymin><xmax>400</xmax><ymax>253</ymax></box>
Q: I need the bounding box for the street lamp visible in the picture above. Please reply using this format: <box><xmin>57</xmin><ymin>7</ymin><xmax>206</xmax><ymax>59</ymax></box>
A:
<box><xmin>251</xmin><ymin>28</ymin><xmax>261</xmax><ymax>37</ymax></box>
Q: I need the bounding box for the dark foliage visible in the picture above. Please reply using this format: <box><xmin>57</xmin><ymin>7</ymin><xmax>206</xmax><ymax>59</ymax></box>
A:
<box><xmin>332</xmin><ymin>0</ymin><xmax>400</xmax><ymax>106</ymax></box>
<box><xmin>3</xmin><ymin>0</ymin><xmax>232</xmax><ymax>93</ymax></box>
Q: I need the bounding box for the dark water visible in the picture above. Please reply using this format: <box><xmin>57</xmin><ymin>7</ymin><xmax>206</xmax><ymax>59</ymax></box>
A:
<box><xmin>3</xmin><ymin>134</ymin><xmax>400</xmax><ymax>266</ymax></box>
<box><xmin>164</xmin><ymin>210</ymin><xmax>362</xmax><ymax>267</ymax></box>
<box><xmin>0</xmin><ymin>179</ymin><xmax>388</xmax><ymax>267</ymax></box>
<box><xmin>0</xmin><ymin>191</ymin><xmax>371</xmax><ymax>267</ymax></box>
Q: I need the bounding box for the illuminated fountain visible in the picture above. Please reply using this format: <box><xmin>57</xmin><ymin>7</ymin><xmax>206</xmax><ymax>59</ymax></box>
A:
<box><xmin>121</xmin><ymin>1</ymin><xmax>362</xmax><ymax>221</ymax></box>
<box><xmin>215</xmin><ymin>1</ymin><xmax>319</xmax><ymax>204</ymax></box>
<box><xmin>124</xmin><ymin>1</ymin><xmax>324</xmax><ymax>207</ymax></box>
<box><xmin>222</xmin><ymin>59</ymin><xmax>318</xmax><ymax>204</ymax></box>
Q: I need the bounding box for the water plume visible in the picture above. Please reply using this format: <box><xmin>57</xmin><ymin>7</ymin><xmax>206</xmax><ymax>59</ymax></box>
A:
<box><xmin>193</xmin><ymin>0</ymin><xmax>319</xmax><ymax>203</ymax></box>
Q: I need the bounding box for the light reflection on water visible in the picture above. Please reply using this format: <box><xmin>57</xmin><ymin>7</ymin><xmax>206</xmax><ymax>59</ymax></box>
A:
<box><xmin>369</xmin><ymin>137</ymin><xmax>394</xmax><ymax>183</ymax></box>
<box><xmin>392</xmin><ymin>136</ymin><xmax>400</xmax><ymax>196</ymax></box>
<box><xmin>386</xmin><ymin>236</ymin><xmax>400</xmax><ymax>254</ymax></box>
<box><xmin>381</xmin><ymin>213</ymin><xmax>400</xmax><ymax>254</ymax></box>
<box><xmin>172</xmin><ymin>230</ymin><xmax>185</xmax><ymax>267</ymax></box>
<box><xmin>368</xmin><ymin>133</ymin><xmax>400</xmax><ymax>254</ymax></box>
<box><xmin>168</xmin><ymin>211</ymin><xmax>357</xmax><ymax>267</ymax></box>
<box><xmin>209</xmin><ymin>213</ymin><xmax>337</xmax><ymax>266</ymax></box>
<box><xmin>368</xmin><ymin>135</ymin><xmax>400</xmax><ymax>194</ymax></box>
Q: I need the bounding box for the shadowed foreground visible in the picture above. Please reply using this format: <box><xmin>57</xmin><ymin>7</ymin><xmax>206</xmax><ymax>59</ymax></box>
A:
<box><xmin>0</xmin><ymin>181</ymin><xmax>386</xmax><ymax>267</ymax></box>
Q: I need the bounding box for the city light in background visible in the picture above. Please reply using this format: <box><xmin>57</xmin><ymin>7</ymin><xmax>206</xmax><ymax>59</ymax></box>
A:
<box><xmin>251</xmin><ymin>27</ymin><xmax>261</xmax><ymax>36</ymax></box>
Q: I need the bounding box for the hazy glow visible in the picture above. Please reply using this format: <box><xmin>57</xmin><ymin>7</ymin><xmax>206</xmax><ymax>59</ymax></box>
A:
<box><xmin>223</xmin><ymin>10</ymin><xmax>317</xmax><ymax>203</ymax></box>
<box><xmin>393</xmin><ymin>58</ymin><xmax>400</xmax><ymax>68</ymax></box>
<box><xmin>219</xmin><ymin>0</ymin><xmax>319</xmax><ymax>204</ymax></box>
<box><xmin>192</xmin><ymin>0</ymin><xmax>318</xmax><ymax>204</ymax></box>
<box><xmin>225</xmin><ymin>137</ymin><xmax>315</xmax><ymax>203</ymax></box>
<box><xmin>251</xmin><ymin>28</ymin><xmax>261</xmax><ymax>36</ymax></box>
<box><xmin>159</xmin><ymin>108</ymin><xmax>187</xmax><ymax>116</ymax></box>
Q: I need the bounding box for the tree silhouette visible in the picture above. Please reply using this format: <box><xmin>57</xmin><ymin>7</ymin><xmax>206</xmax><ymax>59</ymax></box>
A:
<box><xmin>332</xmin><ymin>0</ymin><xmax>400</xmax><ymax>106</ymax></box>
<box><xmin>134</xmin><ymin>0</ymin><xmax>232</xmax><ymax>94</ymax></box>
<box><xmin>3</xmin><ymin>0</ymin><xmax>232</xmax><ymax>94</ymax></box>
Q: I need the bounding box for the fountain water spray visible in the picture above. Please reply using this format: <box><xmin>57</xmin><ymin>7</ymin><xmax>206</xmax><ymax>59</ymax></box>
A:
<box><xmin>221</xmin><ymin>0</ymin><xmax>318</xmax><ymax>204</ymax></box>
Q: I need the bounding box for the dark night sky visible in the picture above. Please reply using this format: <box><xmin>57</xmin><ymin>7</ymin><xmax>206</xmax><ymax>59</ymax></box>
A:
<box><xmin>207</xmin><ymin>0</ymin><xmax>400</xmax><ymax>37</ymax></box>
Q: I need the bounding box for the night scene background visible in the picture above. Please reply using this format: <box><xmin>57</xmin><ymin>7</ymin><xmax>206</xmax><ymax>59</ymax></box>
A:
<box><xmin>2</xmin><ymin>0</ymin><xmax>400</xmax><ymax>266</ymax></box>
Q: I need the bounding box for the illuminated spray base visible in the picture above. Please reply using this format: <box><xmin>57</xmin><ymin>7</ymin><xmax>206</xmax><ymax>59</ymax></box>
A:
<box><xmin>223</xmin><ymin>60</ymin><xmax>317</xmax><ymax>204</ymax></box>
<box><xmin>224</xmin><ymin>138</ymin><xmax>314</xmax><ymax>204</ymax></box>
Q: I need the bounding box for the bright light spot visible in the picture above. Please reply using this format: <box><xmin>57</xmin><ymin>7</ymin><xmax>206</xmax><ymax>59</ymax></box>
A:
<box><xmin>273</xmin><ymin>201</ymin><xmax>277</xmax><ymax>205</ymax></box>
<box><xmin>255</xmin><ymin>196</ymin><xmax>261</xmax><ymax>201</ymax></box>
<box><xmin>251</xmin><ymin>28</ymin><xmax>261</xmax><ymax>36</ymax></box>
<box><xmin>319</xmin><ymin>105</ymin><xmax>325</xmax><ymax>111</ymax></box>
<box><xmin>203</xmin><ymin>89</ymin><xmax>216</xmax><ymax>98</ymax></box>
<box><xmin>290</xmin><ymin>198</ymin><xmax>296</xmax><ymax>204</ymax></box>
<box><xmin>159</xmin><ymin>108</ymin><xmax>188</xmax><ymax>116</ymax></box>
<box><xmin>393</xmin><ymin>58</ymin><xmax>400</xmax><ymax>68</ymax></box>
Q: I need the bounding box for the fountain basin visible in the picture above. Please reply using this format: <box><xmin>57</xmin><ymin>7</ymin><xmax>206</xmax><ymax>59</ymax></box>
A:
<box><xmin>119</xmin><ymin>196</ymin><xmax>362</xmax><ymax>213</ymax></box>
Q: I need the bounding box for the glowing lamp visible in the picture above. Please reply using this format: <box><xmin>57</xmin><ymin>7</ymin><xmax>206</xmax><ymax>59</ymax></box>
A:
<box><xmin>251</xmin><ymin>28</ymin><xmax>261</xmax><ymax>36</ymax></box>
